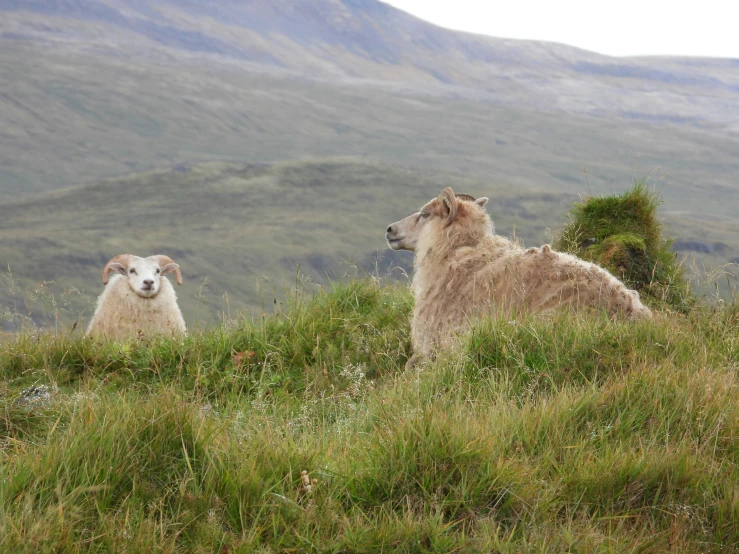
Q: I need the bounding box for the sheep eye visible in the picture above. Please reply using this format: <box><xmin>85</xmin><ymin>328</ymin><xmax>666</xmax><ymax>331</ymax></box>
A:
<box><xmin>156</xmin><ymin>269</ymin><xmax>160</xmax><ymax>274</ymax></box>
<box><xmin>421</xmin><ymin>212</ymin><xmax>430</xmax><ymax>219</ymax></box>
<box><xmin>129</xmin><ymin>269</ymin><xmax>136</xmax><ymax>274</ymax></box>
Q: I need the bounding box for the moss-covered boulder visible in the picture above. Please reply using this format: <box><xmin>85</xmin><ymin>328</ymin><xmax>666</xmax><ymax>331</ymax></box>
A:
<box><xmin>554</xmin><ymin>183</ymin><xmax>693</xmax><ymax>312</ymax></box>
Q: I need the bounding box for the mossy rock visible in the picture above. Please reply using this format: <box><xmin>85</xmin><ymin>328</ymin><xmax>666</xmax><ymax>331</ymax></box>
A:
<box><xmin>555</xmin><ymin>183</ymin><xmax>693</xmax><ymax>312</ymax></box>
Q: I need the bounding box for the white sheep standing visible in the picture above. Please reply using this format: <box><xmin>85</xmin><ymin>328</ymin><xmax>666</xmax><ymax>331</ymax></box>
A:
<box><xmin>86</xmin><ymin>254</ymin><xmax>186</xmax><ymax>340</ymax></box>
<box><xmin>386</xmin><ymin>187</ymin><xmax>652</xmax><ymax>367</ymax></box>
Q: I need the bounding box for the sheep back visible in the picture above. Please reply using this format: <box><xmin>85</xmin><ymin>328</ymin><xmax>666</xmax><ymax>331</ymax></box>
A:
<box><xmin>411</xmin><ymin>236</ymin><xmax>652</xmax><ymax>356</ymax></box>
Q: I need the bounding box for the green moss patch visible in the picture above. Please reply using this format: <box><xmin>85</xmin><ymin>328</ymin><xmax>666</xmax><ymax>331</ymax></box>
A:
<box><xmin>555</xmin><ymin>183</ymin><xmax>693</xmax><ymax>311</ymax></box>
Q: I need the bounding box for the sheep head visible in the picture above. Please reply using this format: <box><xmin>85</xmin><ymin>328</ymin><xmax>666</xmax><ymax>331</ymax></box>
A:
<box><xmin>101</xmin><ymin>254</ymin><xmax>183</xmax><ymax>298</ymax></box>
<box><xmin>385</xmin><ymin>187</ymin><xmax>489</xmax><ymax>252</ymax></box>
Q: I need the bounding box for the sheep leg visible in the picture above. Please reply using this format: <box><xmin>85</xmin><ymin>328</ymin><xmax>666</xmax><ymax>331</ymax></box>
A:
<box><xmin>405</xmin><ymin>354</ymin><xmax>423</xmax><ymax>370</ymax></box>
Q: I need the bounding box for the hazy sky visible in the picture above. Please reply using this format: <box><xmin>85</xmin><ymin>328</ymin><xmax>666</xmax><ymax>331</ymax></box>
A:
<box><xmin>383</xmin><ymin>0</ymin><xmax>738</xmax><ymax>58</ymax></box>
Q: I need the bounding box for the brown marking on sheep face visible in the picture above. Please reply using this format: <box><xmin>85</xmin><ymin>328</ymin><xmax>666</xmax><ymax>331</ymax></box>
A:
<box><xmin>385</xmin><ymin>197</ymin><xmax>442</xmax><ymax>252</ymax></box>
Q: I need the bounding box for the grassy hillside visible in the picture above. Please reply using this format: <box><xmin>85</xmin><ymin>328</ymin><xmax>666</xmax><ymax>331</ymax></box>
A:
<box><xmin>1</xmin><ymin>278</ymin><xmax>738</xmax><ymax>552</ymax></box>
<box><xmin>2</xmin><ymin>39</ymin><xmax>739</xmax><ymax>222</ymax></box>
<box><xmin>2</xmin><ymin>158</ymin><xmax>737</xmax><ymax>331</ymax></box>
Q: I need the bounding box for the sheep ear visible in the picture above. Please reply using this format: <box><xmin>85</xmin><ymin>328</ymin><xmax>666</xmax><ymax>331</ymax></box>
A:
<box><xmin>475</xmin><ymin>197</ymin><xmax>489</xmax><ymax>209</ymax></box>
<box><xmin>161</xmin><ymin>263</ymin><xmax>181</xmax><ymax>282</ymax></box>
<box><xmin>102</xmin><ymin>254</ymin><xmax>132</xmax><ymax>284</ymax></box>
<box><xmin>438</xmin><ymin>187</ymin><xmax>458</xmax><ymax>228</ymax></box>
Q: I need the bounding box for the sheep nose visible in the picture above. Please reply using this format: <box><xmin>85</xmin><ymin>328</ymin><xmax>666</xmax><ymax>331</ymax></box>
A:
<box><xmin>143</xmin><ymin>279</ymin><xmax>154</xmax><ymax>287</ymax></box>
<box><xmin>386</xmin><ymin>225</ymin><xmax>394</xmax><ymax>234</ymax></box>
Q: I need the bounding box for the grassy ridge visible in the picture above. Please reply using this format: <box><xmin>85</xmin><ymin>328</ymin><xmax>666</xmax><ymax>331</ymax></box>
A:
<box><xmin>1</xmin><ymin>278</ymin><xmax>738</xmax><ymax>552</ymax></box>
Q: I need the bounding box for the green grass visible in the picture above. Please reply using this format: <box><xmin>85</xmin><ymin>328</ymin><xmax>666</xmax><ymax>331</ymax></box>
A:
<box><xmin>1</xmin><ymin>278</ymin><xmax>738</xmax><ymax>552</ymax></box>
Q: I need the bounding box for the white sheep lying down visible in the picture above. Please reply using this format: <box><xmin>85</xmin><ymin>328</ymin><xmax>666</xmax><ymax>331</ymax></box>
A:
<box><xmin>86</xmin><ymin>254</ymin><xmax>186</xmax><ymax>340</ymax></box>
<box><xmin>386</xmin><ymin>187</ymin><xmax>652</xmax><ymax>366</ymax></box>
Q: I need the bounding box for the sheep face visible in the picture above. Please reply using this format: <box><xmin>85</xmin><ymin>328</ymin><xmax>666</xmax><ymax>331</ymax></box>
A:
<box><xmin>386</xmin><ymin>187</ymin><xmax>489</xmax><ymax>252</ymax></box>
<box><xmin>386</xmin><ymin>207</ymin><xmax>430</xmax><ymax>252</ymax></box>
<box><xmin>102</xmin><ymin>254</ymin><xmax>182</xmax><ymax>299</ymax></box>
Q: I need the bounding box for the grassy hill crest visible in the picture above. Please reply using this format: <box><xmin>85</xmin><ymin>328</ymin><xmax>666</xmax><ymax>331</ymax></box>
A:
<box><xmin>1</xmin><ymin>278</ymin><xmax>738</xmax><ymax>551</ymax></box>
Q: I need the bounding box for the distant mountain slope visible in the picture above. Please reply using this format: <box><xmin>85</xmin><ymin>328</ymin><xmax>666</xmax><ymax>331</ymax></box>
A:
<box><xmin>1</xmin><ymin>0</ymin><xmax>738</xmax><ymax>132</ymax></box>
<box><xmin>2</xmin><ymin>36</ymin><xmax>739</xmax><ymax>219</ymax></box>
<box><xmin>2</xmin><ymin>158</ymin><xmax>736</xmax><ymax>330</ymax></box>
<box><xmin>0</xmin><ymin>159</ymin><xmax>576</xmax><ymax>327</ymax></box>
<box><xmin>0</xmin><ymin>0</ymin><xmax>738</xmax><ymax>288</ymax></box>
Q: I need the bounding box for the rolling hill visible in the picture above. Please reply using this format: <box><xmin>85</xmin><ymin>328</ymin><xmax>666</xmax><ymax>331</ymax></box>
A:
<box><xmin>1</xmin><ymin>38</ymin><xmax>739</xmax><ymax>214</ymax></box>
<box><xmin>1</xmin><ymin>0</ymin><xmax>739</xmax><ymax>199</ymax></box>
